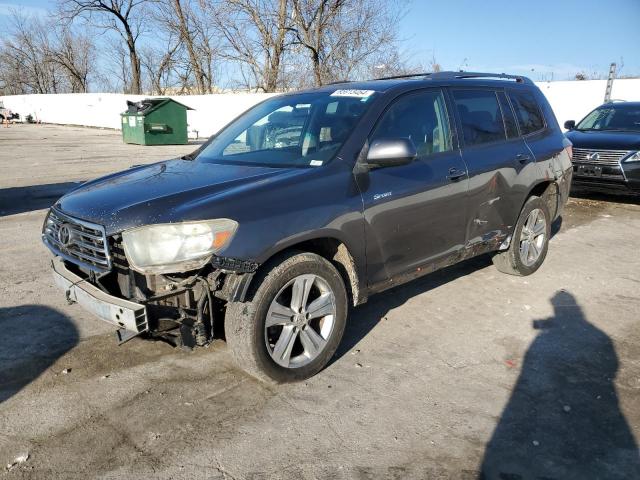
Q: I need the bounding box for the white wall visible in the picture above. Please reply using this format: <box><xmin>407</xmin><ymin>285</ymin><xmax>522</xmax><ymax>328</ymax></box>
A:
<box><xmin>1</xmin><ymin>79</ymin><xmax>639</xmax><ymax>138</ymax></box>
<box><xmin>0</xmin><ymin>92</ymin><xmax>278</xmax><ymax>138</ymax></box>
<box><xmin>535</xmin><ymin>78</ymin><xmax>639</xmax><ymax>129</ymax></box>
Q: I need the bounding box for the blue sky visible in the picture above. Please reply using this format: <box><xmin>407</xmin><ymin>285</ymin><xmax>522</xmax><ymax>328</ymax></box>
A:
<box><xmin>2</xmin><ymin>0</ymin><xmax>639</xmax><ymax>81</ymax></box>
<box><xmin>399</xmin><ymin>0</ymin><xmax>640</xmax><ymax>80</ymax></box>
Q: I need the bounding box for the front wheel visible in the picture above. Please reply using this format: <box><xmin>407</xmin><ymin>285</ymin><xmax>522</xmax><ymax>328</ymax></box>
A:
<box><xmin>493</xmin><ymin>195</ymin><xmax>551</xmax><ymax>276</ymax></box>
<box><xmin>225</xmin><ymin>252</ymin><xmax>348</xmax><ymax>383</ymax></box>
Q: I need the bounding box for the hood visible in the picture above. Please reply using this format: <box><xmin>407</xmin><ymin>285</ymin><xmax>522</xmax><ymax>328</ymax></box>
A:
<box><xmin>565</xmin><ymin>130</ymin><xmax>640</xmax><ymax>151</ymax></box>
<box><xmin>55</xmin><ymin>159</ymin><xmax>299</xmax><ymax>234</ymax></box>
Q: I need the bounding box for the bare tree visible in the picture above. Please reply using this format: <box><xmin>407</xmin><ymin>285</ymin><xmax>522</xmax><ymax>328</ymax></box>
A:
<box><xmin>428</xmin><ymin>53</ymin><xmax>441</xmax><ymax>73</ymax></box>
<box><xmin>1</xmin><ymin>0</ymin><xmax>414</xmax><ymax>94</ymax></box>
<box><xmin>0</xmin><ymin>13</ymin><xmax>63</xmax><ymax>94</ymax></box>
<box><xmin>100</xmin><ymin>36</ymin><xmax>135</xmax><ymax>92</ymax></box>
<box><xmin>211</xmin><ymin>0</ymin><xmax>290</xmax><ymax>92</ymax></box>
<box><xmin>59</xmin><ymin>0</ymin><xmax>148</xmax><ymax>94</ymax></box>
<box><xmin>154</xmin><ymin>0</ymin><xmax>218</xmax><ymax>93</ymax></box>
<box><xmin>288</xmin><ymin>0</ymin><xmax>406</xmax><ymax>86</ymax></box>
<box><xmin>47</xmin><ymin>27</ymin><xmax>95</xmax><ymax>92</ymax></box>
<box><xmin>139</xmin><ymin>41</ymin><xmax>180</xmax><ymax>94</ymax></box>
<box><xmin>366</xmin><ymin>49</ymin><xmax>421</xmax><ymax>80</ymax></box>
<box><xmin>288</xmin><ymin>0</ymin><xmax>342</xmax><ymax>86</ymax></box>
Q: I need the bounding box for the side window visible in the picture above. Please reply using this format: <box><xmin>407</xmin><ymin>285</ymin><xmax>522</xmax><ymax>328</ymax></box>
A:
<box><xmin>452</xmin><ymin>89</ymin><xmax>506</xmax><ymax>146</ymax></box>
<box><xmin>497</xmin><ymin>92</ymin><xmax>519</xmax><ymax>138</ymax></box>
<box><xmin>508</xmin><ymin>90</ymin><xmax>545</xmax><ymax>135</ymax></box>
<box><xmin>371</xmin><ymin>89</ymin><xmax>452</xmax><ymax>156</ymax></box>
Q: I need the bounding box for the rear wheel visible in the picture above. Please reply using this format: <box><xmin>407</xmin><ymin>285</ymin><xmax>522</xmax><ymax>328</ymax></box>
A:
<box><xmin>225</xmin><ymin>252</ymin><xmax>348</xmax><ymax>383</ymax></box>
<box><xmin>493</xmin><ymin>196</ymin><xmax>551</xmax><ymax>276</ymax></box>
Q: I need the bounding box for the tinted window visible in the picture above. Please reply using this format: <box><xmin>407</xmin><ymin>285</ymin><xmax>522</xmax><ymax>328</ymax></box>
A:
<box><xmin>453</xmin><ymin>90</ymin><xmax>506</xmax><ymax>146</ymax></box>
<box><xmin>197</xmin><ymin>91</ymin><xmax>375</xmax><ymax>168</ymax></box>
<box><xmin>497</xmin><ymin>92</ymin><xmax>519</xmax><ymax>138</ymax></box>
<box><xmin>576</xmin><ymin>104</ymin><xmax>640</xmax><ymax>132</ymax></box>
<box><xmin>509</xmin><ymin>90</ymin><xmax>545</xmax><ymax>135</ymax></box>
<box><xmin>371</xmin><ymin>89</ymin><xmax>452</xmax><ymax>156</ymax></box>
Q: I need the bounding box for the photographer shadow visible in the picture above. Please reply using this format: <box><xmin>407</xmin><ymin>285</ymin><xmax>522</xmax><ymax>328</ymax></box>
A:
<box><xmin>479</xmin><ymin>291</ymin><xmax>640</xmax><ymax>480</ymax></box>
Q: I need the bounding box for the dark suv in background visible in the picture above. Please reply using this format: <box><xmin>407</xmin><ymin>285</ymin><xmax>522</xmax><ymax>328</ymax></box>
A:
<box><xmin>565</xmin><ymin>101</ymin><xmax>640</xmax><ymax>193</ymax></box>
<box><xmin>43</xmin><ymin>72</ymin><xmax>572</xmax><ymax>382</ymax></box>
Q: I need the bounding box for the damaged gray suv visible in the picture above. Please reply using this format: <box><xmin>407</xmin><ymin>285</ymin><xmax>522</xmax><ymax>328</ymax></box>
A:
<box><xmin>43</xmin><ymin>72</ymin><xmax>572</xmax><ymax>382</ymax></box>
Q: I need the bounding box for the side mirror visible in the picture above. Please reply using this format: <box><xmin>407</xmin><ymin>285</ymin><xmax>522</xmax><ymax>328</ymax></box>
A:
<box><xmin>564</xmin><ymin>120</ymin><xmax>576</xmax><ymax>130</ymax></box>
<box><xmin>366</xmin><ymin>138</ymin><xmax>417</xmax><ymax>168</ymax></box>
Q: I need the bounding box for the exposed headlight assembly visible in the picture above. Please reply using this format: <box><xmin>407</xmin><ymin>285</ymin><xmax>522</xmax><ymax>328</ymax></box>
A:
<box><xmin>624</xmin><ymin>151</ymin><xmax>640</xmax><ymax>162</ymax></box>
<box><xmin>122</xmin><ymin>219</ymin><xmax>238</xmax><ymax>274</ymax></box>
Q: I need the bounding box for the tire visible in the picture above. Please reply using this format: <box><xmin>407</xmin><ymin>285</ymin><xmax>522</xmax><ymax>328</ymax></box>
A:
<box><xmin>225</xmin><ymin>251</ymin><xmax>348</xmax><ymax>383</ymax></box>
<box><xmin>492</xmin><ymin>195</ymin><xmax>551</xmax><ymax>276</ymax></box>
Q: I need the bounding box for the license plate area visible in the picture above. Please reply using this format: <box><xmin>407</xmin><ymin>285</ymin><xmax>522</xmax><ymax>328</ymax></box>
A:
<box><xmin>576</xmin><ymin>164</ymin><xmax>602</xmax><ymax>177</ymax></box>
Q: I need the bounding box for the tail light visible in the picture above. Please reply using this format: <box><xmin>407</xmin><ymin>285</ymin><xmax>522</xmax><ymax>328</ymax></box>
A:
<box><xmin>564</xmin><ymin>144</ymin><xmax>573</xmax><ymax>160</ymax></box>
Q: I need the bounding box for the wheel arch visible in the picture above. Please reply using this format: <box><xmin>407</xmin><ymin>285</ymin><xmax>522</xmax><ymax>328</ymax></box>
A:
<box><xmin>524</xmin><ymin>180</ymin><xmax>559</xmax><ymax>220</ymax></box>
<box><xmin>234</xmin><ymin>236</ymin><xmax>365</xmax><ymax>307</ymax></box>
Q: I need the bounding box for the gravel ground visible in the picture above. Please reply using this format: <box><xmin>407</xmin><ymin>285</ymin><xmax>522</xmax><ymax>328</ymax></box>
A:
<box><xmin>1</xmin><ymin>124</ymin><xmax>639</xmax><ymax>479</ymax></box>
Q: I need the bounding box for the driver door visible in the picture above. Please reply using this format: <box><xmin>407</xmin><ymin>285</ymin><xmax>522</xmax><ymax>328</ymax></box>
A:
<box><xmin>357</xmin><ymin>88</ymin><xmax>469</xmax><ymax>287</ymax></box>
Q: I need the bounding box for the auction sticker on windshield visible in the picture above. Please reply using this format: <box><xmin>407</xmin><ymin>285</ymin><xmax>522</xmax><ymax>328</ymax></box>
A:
<box><xmin>330</xmin><ymin>89</ymin><xmax>375</xmax><ymax>98</ymax></box>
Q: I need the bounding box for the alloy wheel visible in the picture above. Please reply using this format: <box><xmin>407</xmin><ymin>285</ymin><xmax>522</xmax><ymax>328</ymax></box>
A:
<box><xmin>519</xmin><ymin>208</ymin><xmax>547</xmax><ymax>267</ymax></box>
<box><xmin>264</xmin><ymin>274</ymin><xmax>336</xmax><ymax>368</ymax></box>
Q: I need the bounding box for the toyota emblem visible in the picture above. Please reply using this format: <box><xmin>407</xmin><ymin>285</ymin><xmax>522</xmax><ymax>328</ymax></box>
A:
<box><xmin>58</xmin><ymin>224</ymin><xmax>73</xmax><ymax>247</ymax></box>
<box><xmin>586</xmin><ymin>151</ymin><xmax>600</xmax><ymax>162</ymax></box>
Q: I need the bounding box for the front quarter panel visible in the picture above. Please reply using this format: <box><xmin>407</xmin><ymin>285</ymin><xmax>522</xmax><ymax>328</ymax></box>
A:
<box><xmin>208</xmin><ymin>159</ymin><xmax>366</xmax><ymax>279</ymax></box>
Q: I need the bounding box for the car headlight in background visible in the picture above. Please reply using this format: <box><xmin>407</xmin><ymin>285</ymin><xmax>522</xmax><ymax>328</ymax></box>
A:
<box><xmin>624</xmin><ymin>151</ymin><xmax>640</xmax><ymax>162</ymax></box>
<box><xmin>122</xmin><ymin>219</ymin><xmax>238</xmax><ymax>274</ymax></box>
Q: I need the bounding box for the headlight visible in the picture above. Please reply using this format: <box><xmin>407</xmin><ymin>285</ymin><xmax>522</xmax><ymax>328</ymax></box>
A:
<box><xmin>121</xmin><ymin>219</ymin><xmax>238</xmax><ymax>274</ymax></box>
<box><xmin>625</xmin><ymin>151</ymin><xmax>640</xmax><ymax>162</ymax></box>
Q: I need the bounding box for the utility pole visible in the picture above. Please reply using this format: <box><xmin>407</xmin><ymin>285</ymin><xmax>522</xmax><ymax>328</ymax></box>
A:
<box><xmin>604</xmin><ymin>63</ymin><xmax>617</xmax><ymax>103</ymax></box>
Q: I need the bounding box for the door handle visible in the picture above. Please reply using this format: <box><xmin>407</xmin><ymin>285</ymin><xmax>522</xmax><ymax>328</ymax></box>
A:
<box><xmin>447</xmin><ymin>167</ymin><xmax>466</xmax><ymax>181</ymax></box>
<box><xmin>516</xmin><ymin>153</ymin><xmax>532</xmax><ymax>164</ymax></box>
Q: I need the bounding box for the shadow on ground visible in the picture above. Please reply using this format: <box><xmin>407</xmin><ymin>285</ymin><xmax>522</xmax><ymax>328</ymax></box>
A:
<box><xmin>478</xmin><ymin>291</ymin><xmax>640</xmax><ymax>480</ymax></box>
<box><xmin>0</xmin><ymin>182</ymin><xmax>83</xmax><ymax>216</ymax></box>
<box><xmin>0</xmin><ymin>305</ymin><xmax>79</xmax><ymax>404</ymax></box>
<box><xmin>335</xmin><ymin>253</ymin><xmax>494</xmax><ymax>361</ymax></box>
<box><xmin>571</xmin><ymin>186</ymin><xmax>640</xmax><ymax>205</ymax></box>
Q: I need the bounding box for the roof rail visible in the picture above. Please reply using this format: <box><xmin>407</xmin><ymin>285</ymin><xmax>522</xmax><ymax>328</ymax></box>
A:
<box><xmin>430</xmin><ymin>71</ymin><xmax>533</xmax><ymax>84</ymax></box>
<box><xmin>325</xmin><ymin>79</ymin><xmax>353</xmax><ymax>85</ymax></box>
<box><xmin>370</xmin><ymin>70</ymin><xmax>533</xmax><ymax>84</ymax></box>
<box><xmin>373</xmin><ymin>72</ymin><xmax>431</xmax><ymax>81</ymax></box>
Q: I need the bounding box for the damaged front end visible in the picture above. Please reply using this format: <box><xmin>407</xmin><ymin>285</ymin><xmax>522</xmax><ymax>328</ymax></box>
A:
<box><xmin>43</xmin><ymin>208</ymin><xmax>257</xmax><ymax>349</ymax></box>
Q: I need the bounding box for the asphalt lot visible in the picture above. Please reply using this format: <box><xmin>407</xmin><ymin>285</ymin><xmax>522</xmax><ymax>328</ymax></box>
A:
<box><xmin>1</xmin><ymin>124</ymin><xmax>639</xmax><ymax>479</ymax></box>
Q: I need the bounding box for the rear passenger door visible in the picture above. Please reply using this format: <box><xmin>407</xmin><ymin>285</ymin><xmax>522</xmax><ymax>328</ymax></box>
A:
<box><xmin>359</xmin><ymin>88</ymin><xmax>469</xmax><ymax>287</ymax></box>
<box><xmin>451</xmin><ymin>88</ymin><xmax>534</xmax><ymax>247</ymax></box>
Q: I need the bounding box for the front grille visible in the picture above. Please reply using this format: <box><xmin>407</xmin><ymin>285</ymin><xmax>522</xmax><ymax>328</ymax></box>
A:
<box><xmin>43</xmin><ymin>209</ymin><xmax>111</xmax><ymax>271</ymax></box>
<box><xmin>572</xmin><ymin>148</ymin><xmax>631</xmax><ymax>166</ymax></box>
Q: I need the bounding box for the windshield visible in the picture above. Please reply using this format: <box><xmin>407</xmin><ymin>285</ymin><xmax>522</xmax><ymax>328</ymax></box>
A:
<box><xmin>196</xmin><ymin>90</ymin><xmax>376</xmax><ymax>168</ymax></box>
<box><xmin>576</xmin><ymin>104</ymin><xmax>640</xmax><ymax>132</ymax></box>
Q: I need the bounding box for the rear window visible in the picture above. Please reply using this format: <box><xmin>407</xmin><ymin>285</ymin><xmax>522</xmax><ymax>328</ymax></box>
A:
<box><xmin>509</xmin><ymin>90</ymin><xmax>545</xmax><ymax>135</ymax></box>
<box><xmin>453</xmin><ymin>90</ymin><xmax>506</xmax><ymax>146</ymax></box>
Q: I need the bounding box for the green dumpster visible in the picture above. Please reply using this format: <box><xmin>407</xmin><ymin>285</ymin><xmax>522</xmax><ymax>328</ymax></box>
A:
<box><xmin>121</xmin><ymin>98</ymin><xmax>193</xmax><ymax>145</ymax></box>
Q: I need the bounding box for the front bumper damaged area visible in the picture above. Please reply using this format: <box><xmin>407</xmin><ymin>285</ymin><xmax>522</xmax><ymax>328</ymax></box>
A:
<box><xmin>52</xmin><ymin>257</ymin><xmax>148</xmax><ymax>343</ymax></box>
<box><xmin>48</xmin><ymin>244</ymin><xmax>258</xmax><ymax>349</ymax></box>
